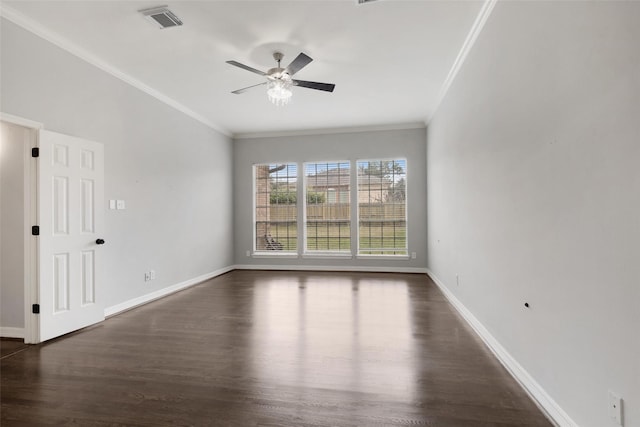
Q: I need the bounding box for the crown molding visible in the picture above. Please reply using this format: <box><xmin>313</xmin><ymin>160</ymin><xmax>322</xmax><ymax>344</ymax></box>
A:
<box><xmin>427</xmin><ymin>0</ymin><xmax>497</xmax><ymax>125</ymax></box>
<box><xmin>0</xmin><ymin>5</ymin><xmax>231</xmax><ymax>137</ymax></box>
<box><xmin>233</xmin><ymin>122</ymin><xmax>426</xmax><ymax>140</ymax></box>
<box><xmin>0</xmin><ymin>112</ymin><xmax>43</xmax><ymax>129</ymax></box>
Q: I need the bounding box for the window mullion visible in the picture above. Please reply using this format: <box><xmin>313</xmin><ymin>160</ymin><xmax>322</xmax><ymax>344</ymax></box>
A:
<box><xmin>351</xmin><ymin>159</ymin><xmax>358</xmax><ymax>257</ymax></box>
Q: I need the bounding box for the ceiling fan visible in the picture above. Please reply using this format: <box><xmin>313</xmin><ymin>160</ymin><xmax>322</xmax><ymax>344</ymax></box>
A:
<box><xmin>226</xmin><ymin>52</ymin><xmax>336</xmax><ymax>106</ymax></box>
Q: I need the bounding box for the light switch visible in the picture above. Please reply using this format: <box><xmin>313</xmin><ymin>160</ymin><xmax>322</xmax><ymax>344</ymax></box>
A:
<box><xmin>109</xmin><ymin>200</ymin><xmax>116</xmax><ymax>210</ymax></box>
<box><xmin>116</xmin><ymin>200</ymin><xmax>126</xmax><ymax>210</ymax></box>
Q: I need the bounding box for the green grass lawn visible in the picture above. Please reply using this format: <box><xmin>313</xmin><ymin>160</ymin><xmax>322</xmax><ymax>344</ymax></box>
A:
<box><xmin>359</xmin><ymin>225</ymin><xmax>407</xmax><ymax>255</ymax></box>
<box><xmin>265</xmin><ymin>222</ymin><xmax>406</xmax><ymax>254</ymax></box>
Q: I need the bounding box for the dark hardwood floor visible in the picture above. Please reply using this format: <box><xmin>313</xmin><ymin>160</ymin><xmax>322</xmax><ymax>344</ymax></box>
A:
<box><xmin>1</xmin><ymin>271</ymin><xmax>552</xmax><ymax>426</ymax></box>
<box><xmin>0</xmin><ymin>339</ymin><xmax>29</xmax><ymax>359</ymax></box>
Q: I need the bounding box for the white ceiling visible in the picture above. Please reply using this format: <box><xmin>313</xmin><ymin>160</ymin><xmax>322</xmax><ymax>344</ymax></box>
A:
<box><xmin>3</xmin><ymin>1</ymin><xmax>485</xmax><ymax>136</ymax></box>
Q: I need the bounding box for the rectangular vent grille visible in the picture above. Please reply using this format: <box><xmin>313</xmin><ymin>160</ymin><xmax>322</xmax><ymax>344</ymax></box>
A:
<box><xmin>139</xmin><ymin>6</ymin><xmax>182</xmax><ymax>29</ymax></box>
<box><xmin>357</xmin><ymin>0</ymin><xmax>378</xmax><ymax>4</ymax></box>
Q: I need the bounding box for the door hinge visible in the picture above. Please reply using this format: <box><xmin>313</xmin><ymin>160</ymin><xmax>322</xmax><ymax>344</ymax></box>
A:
<box><xmin>31</xmin><ymin>147</ymin><xmax>39</xmax><ymax>158</ymax></box>
<box><xmin>32</xmin><ymin>225</ymin><xmax>40</xmax><ymax>236</ymax></box>
<box><xmin>32</xmin><ymin>304</ymin><xmax>40</xmax><ymax>314</ymax></box>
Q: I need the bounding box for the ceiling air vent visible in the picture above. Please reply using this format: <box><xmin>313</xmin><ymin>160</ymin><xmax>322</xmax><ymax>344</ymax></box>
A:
<box><xmin>139</xmin><ymin>6</ymin><xmax>182</xmax><ymax>29</ymax></box>
<box><xmin>357</xmin><ymin>0</ymin><xmax>379</xmax><ymax>4</ymax></box>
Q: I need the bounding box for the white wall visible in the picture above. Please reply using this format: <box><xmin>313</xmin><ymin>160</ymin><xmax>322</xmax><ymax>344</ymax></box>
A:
<box><xmin>0</xmin><ymin>121</ymin><xmax>27</xmax><ymax>330</ymax></box>
<box><xmin>233</xmin><ymin>128</ymin><xmax>427</xmax><ymax>270</ymax></box>
<box><xmin>1</xmin><ymin>18</ymin><xmax>234</xmax><ymax>310</ymax></box>
<box><xmin>427</xmin><ymin>2</ymin><xmax>639</xmax><ymax>427</ymax></box>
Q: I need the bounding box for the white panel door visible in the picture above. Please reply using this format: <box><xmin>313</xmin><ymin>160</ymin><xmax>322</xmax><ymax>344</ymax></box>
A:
<box><xmin>38</xmin><ymin>130</ymin><xmax>105</xmax><ymax>342</ymax></box>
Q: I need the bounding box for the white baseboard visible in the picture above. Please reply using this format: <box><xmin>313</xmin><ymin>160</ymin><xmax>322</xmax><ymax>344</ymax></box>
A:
<box><xmin>425</xmin><ymin>269</ymin><xmax>577</xmax><ymax>427</ymax></box>
<box><xmin>0</xmin><ymin>327</ymin><xmax>25</xmax><ymax>339</ymax></box>
<box><xmin>104</xmin><ymin>266</ymin><xmax>234</xmax><ymax>318</ymax></box>
<box><xmin>234</xmin><ymin>264</ymin><xmax>428</xmax><ymax>274</ymax></box>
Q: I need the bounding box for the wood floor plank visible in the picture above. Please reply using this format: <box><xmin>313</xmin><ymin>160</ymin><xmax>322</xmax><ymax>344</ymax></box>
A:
<box><xmin>0</xmin><ymin>339</ymin><xmax>29</xmax><ymax>359</ymax></box>
<box><xmin>1</xmin><ymin>271</ymin><xmax>552</xmax><ymax>426</ymax></box>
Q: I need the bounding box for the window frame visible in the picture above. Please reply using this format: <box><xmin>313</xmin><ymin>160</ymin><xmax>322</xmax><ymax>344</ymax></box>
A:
<box><xmin>302</xmin><ymin>160</ymin><xmax>353</xmax><ymax>257</ymax></box>
<box><xmin>356</xmin><ymin>158</ymin><xmax>409</xmax><ymax>258</ymax></box>
<box><xmin>252</xmin><ymin>162</ymin><xmax>299</xmax><ymax>257</ymax></box>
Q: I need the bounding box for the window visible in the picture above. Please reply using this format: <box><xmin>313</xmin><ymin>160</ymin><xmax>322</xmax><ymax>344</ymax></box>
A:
<box><xmin>357</xmin><ymin>159</ymin><xmax>407</xmax><ymax>256</ymax></box>
<box><xmin>304</xmin><ymin>161</ymin><xmax>351</xmax><ymax>253</ymax></box>
<box><xmin>254</xmin><ymin>163</ymin><xmax>297</xmax><ymax>253</ymax></box>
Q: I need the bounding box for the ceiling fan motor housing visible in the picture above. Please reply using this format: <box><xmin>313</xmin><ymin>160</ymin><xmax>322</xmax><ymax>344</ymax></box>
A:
<box><xmin>267</xmin><ymin>68</ymin><xmax>290</xmax><ymax>80</ymax></box>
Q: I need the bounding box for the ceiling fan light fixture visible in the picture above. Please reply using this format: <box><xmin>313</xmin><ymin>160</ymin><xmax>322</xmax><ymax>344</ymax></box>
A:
<box><xmin>267</xmin><ymin>78</ymin><xmax>293</xmax><ymax>106</ymax></box>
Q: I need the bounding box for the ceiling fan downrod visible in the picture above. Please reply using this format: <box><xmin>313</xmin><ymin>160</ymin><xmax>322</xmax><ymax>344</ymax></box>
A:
<box><xmin>273</xmin><ymin>51</ymin><xmax>284</xmax><ymax>69</ymax></box>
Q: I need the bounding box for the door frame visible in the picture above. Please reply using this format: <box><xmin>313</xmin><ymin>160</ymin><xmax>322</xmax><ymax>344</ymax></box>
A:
<box><xmin>1</xmin><ymin>113</ymin><xmax>42</xmax><ymax>343</ymax></box>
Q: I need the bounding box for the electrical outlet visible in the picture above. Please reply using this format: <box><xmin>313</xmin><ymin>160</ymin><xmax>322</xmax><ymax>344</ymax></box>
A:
<box><xmin>144</xmin><ymin>272</ymin><xmax>151</xmax><ymax>282</ymax></box>
<box><xmin>246</xmin><ymin>250</ymin><xmax>251</xmax><ymax>257</ymax></box>
<box><xmin>109</xmin><ymin>200</ymin><xmax>116</xmax><ymax>209</ymax></box>
<box><xmin>116</xmin><ymin>200</ymin><xmax>126</xmax><ymax>210</ymax></box>
<box><xmin>608</xmin><ymin>391</ymin><xmax>623</xmax><ymax>425</ymax></box>
<box><xmin>411</xmin><ymin>252</ymin><xmax>417</xmax><ymax>259</ymax></box>
<box><xmin>150</xmin><ymin>270</ymin><xmax>156</xmax><ymax>280</ymax></box>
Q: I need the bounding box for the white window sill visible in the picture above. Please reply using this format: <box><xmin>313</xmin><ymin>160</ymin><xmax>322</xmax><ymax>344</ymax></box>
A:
<box><xmin>302</xmin><ymin>252</ymin><xmax>353</xmax><ymax>260</ymax></box>
<box><xmin>357</xmin><ymin>254</ymin><xmax>410</xmax><ymax>260</ymax></box>
<box><xmin>252</xmin><ymin>252</ymin><xmax>299</xmax><ymax>259</ymax></box>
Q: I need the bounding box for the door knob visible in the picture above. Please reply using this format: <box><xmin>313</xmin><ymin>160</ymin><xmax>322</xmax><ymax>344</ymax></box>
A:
<box><xmin>96</xmin><ymin>239</ymin><xmax>105</xmax><ymax>245</ymax></box>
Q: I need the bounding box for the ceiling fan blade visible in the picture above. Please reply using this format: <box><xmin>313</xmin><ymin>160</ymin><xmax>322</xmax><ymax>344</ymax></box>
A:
<box><xmin>292</xmin><ymin>80</ymin><xmax>336</xmax><ymax>92</ymax></box>
<box><xmin>286</xmin><ymin>53</ymin><xmax>313</xmax><ymax>76</ymax></box>
<box><xmin>226</xmin><ymin>60</ymin><xmax>267</xmax><ymax>76</ymax></box>
<box><xmin>231</xmin><ymin>82</ymin><xmax>267</xmax><ymax>94</ymax></box>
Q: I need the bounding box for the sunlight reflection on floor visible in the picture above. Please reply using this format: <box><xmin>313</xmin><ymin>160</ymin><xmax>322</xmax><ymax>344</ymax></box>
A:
<box><xmin>250</xmin><ymin>275</ymin><xmax>416</xmax><ymax>398</ymax></box>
